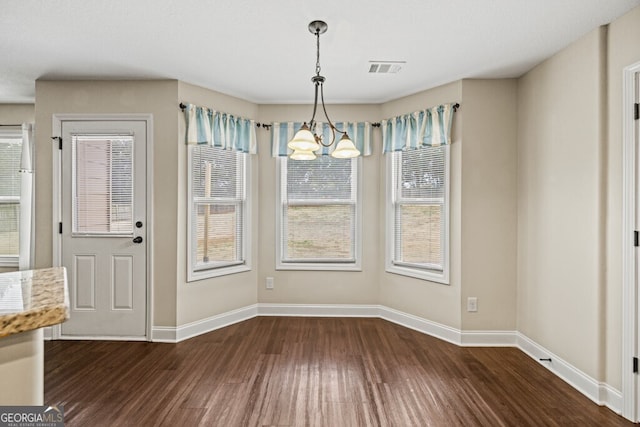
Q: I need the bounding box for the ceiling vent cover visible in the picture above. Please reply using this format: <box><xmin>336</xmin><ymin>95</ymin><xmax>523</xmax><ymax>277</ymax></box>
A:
<box><xmin>368</xmin><ymin>61</ymin><xmax>405</xmax><ymax>74</ymax></box>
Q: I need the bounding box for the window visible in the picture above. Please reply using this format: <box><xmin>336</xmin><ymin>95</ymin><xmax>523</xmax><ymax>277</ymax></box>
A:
<box><xmin>72</xmin><ymin>135</ymin><xmax>133</xmax><ymax>235</ymax></box>
<box><xmin>188</xmin><ymin>145</ymin><xmax>250</xmax><ymax>280</ymax></box>
<box><xmin>277</xmin><ymin>156</ymin><xmax>361</xmax><ymax>270</ymax></box>
<box><xmin>0</xmin><ymin>131</ymin><xmax>22</xmax><ymax>266</ymax></box>
<box><xmin>386</xmin><ymin>145</ymin><xmax>449</xmax><ymax>283</ymax></box>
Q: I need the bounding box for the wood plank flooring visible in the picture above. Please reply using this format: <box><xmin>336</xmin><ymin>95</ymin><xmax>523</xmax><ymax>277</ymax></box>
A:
<box><xmin>44</xmin><ymin>317</ymin><xmax>633</xmax><ymax>426</ymax></box>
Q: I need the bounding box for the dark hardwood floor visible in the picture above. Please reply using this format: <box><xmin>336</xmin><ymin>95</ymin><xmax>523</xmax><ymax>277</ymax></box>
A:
<box><xmin>44</xmin><ymin>317</ymin><xmax>633</xmax><ymax>426</ymax></box>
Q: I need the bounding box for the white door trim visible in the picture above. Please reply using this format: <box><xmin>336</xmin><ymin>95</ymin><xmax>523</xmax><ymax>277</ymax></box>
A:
<box><xmin>51</xmin><ymin>113</ymin><xmax>154</xmax><ymax>341</ymax></box>
<box><xmin>622</xmin><ymin>62</ymin><xmax>640</xmax><ymax>422</ymax></box>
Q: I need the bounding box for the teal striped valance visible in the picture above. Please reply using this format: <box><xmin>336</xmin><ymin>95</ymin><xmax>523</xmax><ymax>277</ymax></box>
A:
<box><xmin>270</xmin><ymin>122</ymin><xmax>372</xmax><ymax>157</ymax></box>
<box><xmin>382</xmin><ymin>103</ymin><xmax>456</xmax><ymax>153</ymax></box>
<box><xmin>183</xmin><ymin>103</ymin><xmax>257</xmax><ymax>154</ymax></box>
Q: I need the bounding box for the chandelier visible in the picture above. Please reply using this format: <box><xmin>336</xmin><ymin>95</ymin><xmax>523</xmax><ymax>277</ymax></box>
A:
<box><xmin>287</xmin><ymin>20</ymin><xmax>360</xmax><ymax>160</ymax></box>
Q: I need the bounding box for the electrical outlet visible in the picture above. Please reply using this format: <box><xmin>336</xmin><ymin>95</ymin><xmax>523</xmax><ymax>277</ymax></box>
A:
<box><xmin>467</xmin><ymin>297</ymin><xmax>478</xmax><ymax>312</ymax></box>
<box><xmin>266</xmin><ymin>277</ymin><xmax>274</xmax><ymax>290</ymax></box>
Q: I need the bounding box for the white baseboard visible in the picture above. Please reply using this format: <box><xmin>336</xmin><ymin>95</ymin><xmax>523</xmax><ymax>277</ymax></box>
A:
<box><xmin>143</xmin><ymin>302</ymin><xmax>620</xmax><ymax>415</ymax></box>
<box><xmin>600</xmin><ymin>383</ymin><xmax>623</xmax><ymax>415</ymax></box>
<box><xmin>460</xmin><ymin>330</ymin><xmax>518</xmax><ymax>347</ymax></box>
<box><xmin>378</xmin><ymin>305</ymin><xmax>462</xmax><ymax>345</ymax></box>
<box><xmin>152</xmin><ymin>304</ymin><xmax>258</xmax><ymax>343</ymax></box>
<box><xmin>42</xmin><ymin>326</ymin><xmax>53</xmax><ymax>341</ymax></box>
<box><xmin>516</xmin><ymin>332</ymin><xmax>622</xmax><ymax>414</ymax></box>
<box><xmin>258</xmin><ymin>303</ymin><xmax>379</xmax><ymax>317</ymax></box>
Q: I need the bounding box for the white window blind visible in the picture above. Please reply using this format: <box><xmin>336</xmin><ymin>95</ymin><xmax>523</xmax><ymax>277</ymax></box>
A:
<box><xmin>0</xmin><ymin>135</ymin><xmax>22</xmax><ymax>258</ymax></box>
<box><xmin>72</xmin><ymin>135</ymin><xmax>133</xmax><ymax>235</ymax></box>
<box><xmin>189</xmin><ymin>145</ymin><xmax>247</xmax><ymax>277</ymax></box>
<box><xmin>278</xmin><ymin>156</ymin><xmax>360</xmax><ymax>268</ymax></box>
<box><xmin>388</xmin><ymin>145</ymin><xmax>449</xmax><ymax>281</ymax></box>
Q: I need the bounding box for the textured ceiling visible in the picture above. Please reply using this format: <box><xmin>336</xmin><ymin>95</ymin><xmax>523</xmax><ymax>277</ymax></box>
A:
<box><xmin>1</xmin><ymin>0</ymin><xmax>639</xmax><ymax>104</ymax></box>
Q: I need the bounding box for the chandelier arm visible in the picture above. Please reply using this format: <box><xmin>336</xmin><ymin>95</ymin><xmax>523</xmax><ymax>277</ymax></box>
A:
<box><xmin>317</xmin><ymin>81</ymin><xmax>349</xmax><ymax>147</ymax></box>
<box><xmin>319</xmin><ymin>81</ymin><xmax>346</xmax><ymax>135</ymax></box>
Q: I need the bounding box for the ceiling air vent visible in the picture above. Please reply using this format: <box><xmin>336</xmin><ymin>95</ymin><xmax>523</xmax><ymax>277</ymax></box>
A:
<box><xmin>368</xmin><ymin>61</ymin><xmax>405</xmax><ymax>74</ymax></box>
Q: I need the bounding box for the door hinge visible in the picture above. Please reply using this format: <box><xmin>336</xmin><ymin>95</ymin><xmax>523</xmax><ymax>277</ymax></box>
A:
<box><xmin>635</xmin><ymin>103</ymin><xmax>639</xmax><ymax>120</ymax></box>
<box><xmin>52</xmin><ymin>136</ymin><xmax>62</xmax><ymax>149</ymax></box>
<box><xmin>58</xmin><ymin>222</ymin><xmax>62</xmax><ymax>234</ymax></box>
<box><xmin>635</xmin><ymin>231</ymin><xmax>639</xmax><ymax>247</ymax></box>
<box><xmin>634</xmin><ymin>357</ymin><xmax>638</xmax><ymax>373</ymax></box>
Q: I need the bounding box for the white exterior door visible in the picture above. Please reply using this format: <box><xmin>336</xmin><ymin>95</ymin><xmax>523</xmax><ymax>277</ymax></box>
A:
<box><xmin>60</xmin><ymin>120</ymin><xmax>147</xmax><ymax>338</ymax></box>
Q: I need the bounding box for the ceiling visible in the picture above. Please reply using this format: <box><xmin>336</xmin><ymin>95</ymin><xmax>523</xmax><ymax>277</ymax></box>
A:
<box><xmin>1</xmin><ymin>0</ymin><xmax>639</xmax><ymax>105</ymax></box>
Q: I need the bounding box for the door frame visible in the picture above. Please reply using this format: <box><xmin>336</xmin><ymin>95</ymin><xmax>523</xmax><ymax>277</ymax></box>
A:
<box><xmin>51</xmin><ymin>114</ymin><xmax>154</xmax><ymax>341</ymax></box>
<box><xmin>622</xmin><ymin>61</ymin><xmax>640</xmax><ymax>421</ymax></box>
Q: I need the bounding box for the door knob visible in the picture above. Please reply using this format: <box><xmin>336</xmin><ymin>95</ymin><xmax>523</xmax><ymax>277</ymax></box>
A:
<box><xmin>133</xmin><ymin>236</ymin><xmax>143</xmax><ymax>244</ymax></box>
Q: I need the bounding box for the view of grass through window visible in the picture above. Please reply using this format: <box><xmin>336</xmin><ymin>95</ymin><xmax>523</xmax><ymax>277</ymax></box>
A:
<box><xmin>398</xmin><ymin>205</ymin><xmax>442</xmax><ymax>265</ymax></box>
<box><xmin>286</xmin><ymin>205</ymin><xmax>353</xmax><ymax>259</ymax></box>
<box><xmin>195</xmin><ymin>204</ymin><xmax>238</xmax><ymax>262</ymax></box>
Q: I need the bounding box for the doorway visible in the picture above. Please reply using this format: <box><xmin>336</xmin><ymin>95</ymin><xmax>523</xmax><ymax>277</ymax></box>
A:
<box><xmin>53</xmin><ymin>116</ymin><xmax>152</xmax><ymax>340</ymax></box>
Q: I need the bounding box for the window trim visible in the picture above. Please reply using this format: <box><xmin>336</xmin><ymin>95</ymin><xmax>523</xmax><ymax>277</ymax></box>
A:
<box><xmin>275</xmin><ymin>156</ymin><xmax>362</xmax><ymax>271</ymax></box>
<box><xmin>385</xmin><ymin>146</ymin><xmax>450</xmax><ymax>284</ymax></box>
<box><xmin>0</xmin><ymin>130</ymin><xmax>22</xmax><ymax>267</ymax></box>
<box><xmin>187</xmin><ymin>145</ymin><xmax>251</xmax><ymax>281</ymax></box>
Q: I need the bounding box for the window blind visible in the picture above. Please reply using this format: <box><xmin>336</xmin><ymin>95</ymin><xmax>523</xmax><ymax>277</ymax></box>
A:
<box><xmin>392</xmin><ymin>146</ymin><xmax>446</xmax><ymax>270</ymax></box>
<box><xmin>191</xmin><ymin>146</ymin><xmax>246</xmax><ymax>269</ymax></box>
<box><xmin>72</xmin><ymin>135</ymin><xmax>134</xmax><ymax>234</ymax></box>
<box><xmin>281</xmin><ymin>156</ymin><xmax>357</xmax><ymax>262</ymax></box>
<box><xmin>0</xmin><ymin>136</ymin><xmax>22</xmax><ymax>256</ymax></box>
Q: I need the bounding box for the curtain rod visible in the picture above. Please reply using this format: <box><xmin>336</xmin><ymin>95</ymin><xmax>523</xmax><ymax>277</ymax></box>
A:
<box><xmin>180</xmin><ymin>102</ymin><xmax>459</xmax><ymax>111</ymax></box>
<box><xmin>0</xmin><ymin>124</ymin><xmax>22</xmax><ymax>127</ymax></box>
<box><xmin>178</xmin><ymin>102</ymin><xmax>459</xmax><ymax>130</ymax></box>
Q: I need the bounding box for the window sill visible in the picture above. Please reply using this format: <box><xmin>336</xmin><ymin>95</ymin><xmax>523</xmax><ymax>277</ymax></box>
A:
<box><xmin>276</xmin><ymin>261</ymin><xmax>362</xmax><ymax>272</ymax></box>
<box><xmin>0</xmin><ymin>257</ymin><xmax>19</xmax><ymax>268</ymax></box>
<box><xmin>187</xmin><ymin>263</ymin><xmax>251</xmax><ymax>282</ymax></box>
<box><xmin>385</xmin><ymin>264</ymin><xmax>449</xmax><ymax>285</ymax></box>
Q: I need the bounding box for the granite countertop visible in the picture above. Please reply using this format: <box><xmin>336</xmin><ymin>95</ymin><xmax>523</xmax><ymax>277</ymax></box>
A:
<box><xmin>0</xmin><ymin>267</ymin><xmax>69</xmax><ymax>338</ymax></box>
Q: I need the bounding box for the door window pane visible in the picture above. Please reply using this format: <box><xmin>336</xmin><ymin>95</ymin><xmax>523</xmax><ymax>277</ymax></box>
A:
<box><xmin>72</xmin><ymin>135</ymin><xmax>133</xmax><ymax>234</ymax></box>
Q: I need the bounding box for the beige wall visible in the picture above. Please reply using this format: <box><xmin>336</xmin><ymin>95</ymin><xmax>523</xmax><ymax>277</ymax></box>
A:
<box><xmin>515</xmin><ymin>5</ymin><xmax>640</xmax><ymax>391</ymax></box>
<box><xmin>606</xmin><ymin>6</ymin><xmax>640</xmax><ymax>390</ymax></box>
<box><xmin>460</xmin><ymin>79</ymin><xmax>518</xmax><ymax>331</ymax></box>
<box><xmin>0</xmin><ymin>104</ymin><xmax>34</xmax><ymax>124</ymax></box>
<box><xmin>256</xmin><ymin>104</ymin><xmax>382</xmax><ymax>305</ymax></box>
<box><xmin>517</xmin><ymin>28</ymin><xmax>607</xmax><ymax>379</ymax></box>
<box><xmin>34</xmin><ymin>80</ymin><xmax>179</xmax><ymax>327</ymax></box>
<box><xmin>0</xmin><ymin>104</ymin><xmax>34</xmax><ymax>273</ymax></box>
<box><xmin>176</xmin><ymin>82</ymin><xmax>259</xmax><ymax>325</ymax></box>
